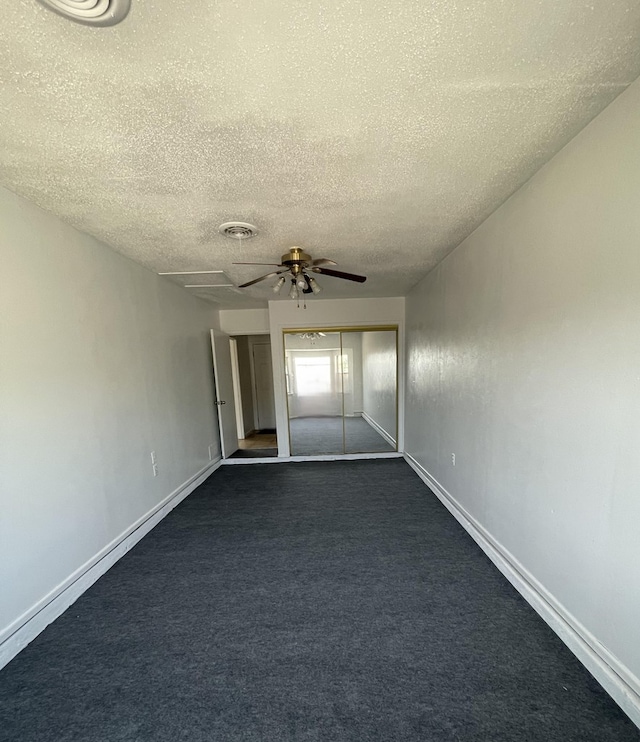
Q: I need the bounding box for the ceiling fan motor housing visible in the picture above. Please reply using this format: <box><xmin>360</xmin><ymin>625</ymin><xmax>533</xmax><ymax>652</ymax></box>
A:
<box><xmin>281</xmin><ymin>247</ymin><xmax>311</xmax><ymax>274</ymax></box>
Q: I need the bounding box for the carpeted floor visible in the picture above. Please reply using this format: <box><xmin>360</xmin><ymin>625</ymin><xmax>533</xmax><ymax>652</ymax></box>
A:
<box><xmin>0</xmin><ymin>460</ymin><xmax>637</xmax><ymax>741</ymax></box>
<box><xmin>290</xmin><ymin>415</ymin><xmax>395</xmax><ymax>455</ymax></box>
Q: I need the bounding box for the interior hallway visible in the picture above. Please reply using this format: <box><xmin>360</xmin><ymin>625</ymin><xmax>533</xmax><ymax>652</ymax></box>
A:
<box><xmin>0</xmin><ymin>460</ymin><xmax>635</xmax><ymax>742</ymax></box>
<box><xmin>231</xmin><ymin>431</ymin><xmax>279</xmax><ymax>458</ymax></box>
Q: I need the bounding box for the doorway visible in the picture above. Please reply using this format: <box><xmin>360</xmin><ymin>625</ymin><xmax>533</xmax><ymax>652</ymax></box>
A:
<box><xmin>284</xmin><ymin>327</ymin><xmax>398</xmax><ymax>456</ymax></box>
<box><xmin>229</xmin><ymin>335</ymin><xmax>278</xmax><ymax>458</ymax></box>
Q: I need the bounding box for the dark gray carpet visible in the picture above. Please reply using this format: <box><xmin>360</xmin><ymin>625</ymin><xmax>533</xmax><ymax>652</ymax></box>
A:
<box><xmin>0</xmin><ymin>460</ymin><xmax>637</xmax><ymax>741</ymax></box>
<box><xmin>290</xmin><ymin>415</ymin><xmax>395</xmax><ymax>455</ymax></box>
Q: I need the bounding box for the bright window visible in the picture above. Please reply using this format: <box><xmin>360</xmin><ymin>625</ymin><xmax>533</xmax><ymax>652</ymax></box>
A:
<box><xmin>294</xmin><ymin>355</ymin><xmax>332</xmax><ymax>395</ymax></box>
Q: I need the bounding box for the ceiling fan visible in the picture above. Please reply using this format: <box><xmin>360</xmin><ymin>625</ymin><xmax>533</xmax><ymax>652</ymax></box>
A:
<box><xmin>233</xmin><ymin>247</ymin><xmax>366</xmax><ymax>299</ymax></box>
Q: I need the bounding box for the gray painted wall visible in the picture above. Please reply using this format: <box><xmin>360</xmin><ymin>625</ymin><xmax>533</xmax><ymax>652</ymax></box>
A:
<box><xmin>247</xmin><ymin>335</ymin><xmax>276</xmax><ymax>430</ymax></box>
<box><xmin>0</xmin><ymin>187</ymin><xmax>220</xmax><ymax>646</ymax></box>
<box><xmin>343</xmin><ymin>332</ymin><xmax>363</xmax><ymax>415</ymax></box>
<box><xmin>362</xmin><ymin>331</ymin><xmax>397</xmax><ymax>442</ymax></box>
<box><xmin>405</xmin><ymin>78</ymin><xmax>640</xmax><ymax>697</ymax></box>
<box><xmin>235</xmin><ymin>336</ymin><xmax>257</xmax><ymax>434</ymax></box>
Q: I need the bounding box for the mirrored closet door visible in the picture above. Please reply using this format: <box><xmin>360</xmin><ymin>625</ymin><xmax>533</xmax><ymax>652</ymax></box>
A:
<box><xmin>284</xmin><ymin>327</ymin><xmax>398</xmax><ymax>456</ymax></box>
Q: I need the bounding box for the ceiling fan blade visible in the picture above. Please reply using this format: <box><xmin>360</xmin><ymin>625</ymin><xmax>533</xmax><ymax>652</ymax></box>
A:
<box><xmin>311</xmin><ymin>267</ymin><xmax>367</xmax><ymax>283</ymax></box>
<box><xmin>238</xmin><ymin>270</ymin><xmax>288</xmax><ymax>288</ymax></box>
<box><xmin>232</xmin><ymin>262</ymin><xmax>283</xmax><ymax>266</ymax></box>
<box><xmin>311</xmin><ymin>258</ymin><xmax>338</xmax><ymax>267</ymax></box>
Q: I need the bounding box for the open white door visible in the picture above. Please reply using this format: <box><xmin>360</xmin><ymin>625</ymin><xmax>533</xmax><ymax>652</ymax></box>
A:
<box><xmin>210</xmin><ymin>329</ymin><xmax>239</xmax><ymax>458</ymax></box>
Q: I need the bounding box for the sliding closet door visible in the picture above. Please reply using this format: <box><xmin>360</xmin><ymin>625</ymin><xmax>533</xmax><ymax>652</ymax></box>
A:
<box><xmin>284</xmin><ymin>327</ymin><xmax>398</xmax><ymax>456</ymax></box>
<box><xmin>285</xmin><ymin>332</ymin><xmax>343</xmax><ymax>455</ymax></box>
<box><xmin>343</xmin><ymin>330</ymin><xmax>397</xmax><ymax>453</ymax></box>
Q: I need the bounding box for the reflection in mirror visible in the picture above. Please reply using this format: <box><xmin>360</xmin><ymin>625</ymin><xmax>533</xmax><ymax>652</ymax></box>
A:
<box><xmin>285</xmin><ymin>332</ymin><xmax>343</xmax><ymax>455</ymax></box>
<box><xmin>285</xmin><ymin>328</ymin><xmax>398</xmax><ymax>456</ymax></box>
<box><xmin>343</xmin><ymin>331</ymin><xmax>397</xmax><ymax>453</ymax></box>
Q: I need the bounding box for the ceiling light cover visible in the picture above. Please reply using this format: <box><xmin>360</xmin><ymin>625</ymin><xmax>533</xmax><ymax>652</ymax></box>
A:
<box><xmin>273</xmin><ymin>276</ymin><xmax>286</xmax><ymax>293</ymax></box>
<box><xmin>218</xmin><ymin>222</ymin><xmax>258</xmax><ymax>240</ymax></box>
<box><xmin>36</xmin><ymin>0</ymin><xmax>131</xmax><ymax>26</ymax></box>
<box><xmin>308</xmin><ymin>276</ymin><xmax>321</xmax><ymax>294</ymax></box>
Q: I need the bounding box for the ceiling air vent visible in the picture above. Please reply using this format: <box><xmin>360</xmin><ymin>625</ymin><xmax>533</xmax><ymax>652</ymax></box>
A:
<box><xmin>218</xmin><ymin>222</ymin><xmax>258</xmax><ymax>240</ymax></box>
<box><xmin>35</xmin><ymin>0</ymin><xmax>130</xmax><ymax>26</ymax></box>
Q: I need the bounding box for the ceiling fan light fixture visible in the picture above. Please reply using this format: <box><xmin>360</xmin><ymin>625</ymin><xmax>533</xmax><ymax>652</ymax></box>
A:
<box><xmin>234</xmin><ymin>247</ymin><xmax>366</xmax><ymax>302</ymax></box>
<box><xmin>273</xmin><ymin>276</ymin><xmax>287</xmax><ymax>293</ymax></box>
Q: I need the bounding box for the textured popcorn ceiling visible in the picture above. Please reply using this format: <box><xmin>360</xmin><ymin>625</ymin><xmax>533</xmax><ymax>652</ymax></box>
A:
<box><xmin>2</xmin><ymin>0</ymin><xmax>640</xmax><ymax>307</ymax></box>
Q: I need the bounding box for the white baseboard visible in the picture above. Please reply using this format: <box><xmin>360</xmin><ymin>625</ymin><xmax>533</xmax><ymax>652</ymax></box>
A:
<box><xmin>0</xmin><ymin>458</ymin><xmax>222</xmax><ymax>671</ymax></box>
<box><xmin>222</xmin><ymin>452</ymin><xmax>404</xmax><ymax>465</ymax></box>
<box><xmin>361</xmin><ymin>411</ymin><xmax>396</xmax><ymax>447</ymax></box>
<box><xmin>403</xmin><ymin>452</ymin><xmax>640</xmax><ymax>729</ymax></box>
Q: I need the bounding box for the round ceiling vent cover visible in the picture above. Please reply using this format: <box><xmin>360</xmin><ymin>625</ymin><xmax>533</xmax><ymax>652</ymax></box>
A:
<box><xmin>218</xmin><ymin>222</ymin><xmax>258</xmax><ymax>240</ymax></box>
<box><xmin>35</xmin><ymin>0</ymin><xmax>130</xmax><ymax>26</ymax></box>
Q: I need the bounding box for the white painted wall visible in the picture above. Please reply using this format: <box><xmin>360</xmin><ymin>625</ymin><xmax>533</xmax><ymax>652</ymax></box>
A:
<box><xmin>269</xmin><ymin>298</ymin><xmax>404</xmax><ymax>456</ymax></box>
<box><xmin>0</xmin><ymin>187</ymin><xmax>221</xmax><ymax>660</ymax></box>
<box><xmin>404</xmin><ymin>78</ymin><xmax>640</xmax><ymax>719</ymax></box>
<box><xmin>219</xmin><ymin>308</ymin><xmax>269</xmax><ymax>335</ymax></box>
<box><xmin>362</xmin><ymin>331</ymin><xmax>397</xmax><ymax>443</ymax></box>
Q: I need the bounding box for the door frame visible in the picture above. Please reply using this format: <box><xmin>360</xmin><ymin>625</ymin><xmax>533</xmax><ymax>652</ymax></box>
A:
<box><xmin>229</xmin><ymin>337</ymin><xmax>245</xmax><ymax>440</ymax></box>
<box><xmin>224</xmin><ymin>331</ymin><xmax>275</xmax><ymax>442</ymax></box>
